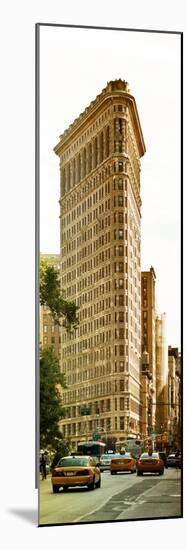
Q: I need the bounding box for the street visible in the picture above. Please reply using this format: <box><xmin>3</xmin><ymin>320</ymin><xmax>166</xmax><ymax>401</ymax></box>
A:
<box><xmin>39</xmin><ymin>468</ymin><xmax>181</xmax><ymax>525</ymax></box>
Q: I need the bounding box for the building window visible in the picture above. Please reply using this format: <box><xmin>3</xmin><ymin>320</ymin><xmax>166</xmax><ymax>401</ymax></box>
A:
<box><xmin>106</xmin><ymin>418</ymin><xmax>111</xmax><ymax>431</ymax></box>
<box><xmin>118</xmin><ymin>196</ymin><xmax>123</xmax><ymax>207</ymax></box>
<box><xmin>120</xmin><ymin>398</ymin><xmax>124</xmax><ymax>410</ymax></box>
<box><xmin>119</xmin><ymin>312</ymin><xmax>124</xmax><ymax>322</ymax></box>
<box><xmin>82</xmin><ymin>147</ymin><xmax>86</xmax><ymax>178</ymax></box>
<box><xmin>120</xmin><ymin>417</ymin><xmax>124</xmax><ymax>430</ymax></box>
<box><xmin>100</xmin><ymin>131</ymin><xmax>104</xmax><ymax>162</ymax></box>
<box><xmin>119</xmin><ymin>295</ymin><xmax>124</xmax><ymax>306</ymax></box>
<box><xmin>105</xmin><ymin>126</ymin><xmax>110</xmax><ymax>157</ymax></box>
<box><xmin>77</xmin><ymin>154</ymin><xmax>81</xmax><ymax>183</ymax></box>
<box><xmin>94</xmin><ymin>137</ymin><xmax>98</xmax><ymax>168</ymax></box>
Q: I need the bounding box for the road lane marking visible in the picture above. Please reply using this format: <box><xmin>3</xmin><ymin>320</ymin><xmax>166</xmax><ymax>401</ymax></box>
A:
<box><xmin>72</xmin><ymin>478</ymin><xmax>144</xmax><ymax>523</ymax></box>
<box><xmin>72</xmin><ymin>480</ymin><xmax>154</xmax><ymax>523</ymax></box>
<box><xmin>113</xmin><ymin>501</ymin><xmax>145</xmax><ymax>512</ymax></box>
<box><xmin>48</xmin><ymin>470</ymin><xmax>180</xmax><ymax>524</ymax></box>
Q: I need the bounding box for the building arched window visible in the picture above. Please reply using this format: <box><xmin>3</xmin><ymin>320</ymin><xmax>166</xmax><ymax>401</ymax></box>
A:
<box><xmin>100</xmin><ymin>131</ymin><xmax>104</xmax><ymax>163</ymax></box>
<box><xmin>82</xmin><ymin>147</ymin><xmax>86</xmax><ymax>178</ymax></box>
<box><xmin>88</xmin><ymin>142</ymin><xmax>92</xmax><ymax>173</ymax></box>
<box><xmin>61</xmin><ymin>168</ymin><xmax>66</xmax><ymax>195</ymax></box>
<box><xmin>67</xmin><ymin>163</ymin><xmax>70</xmax><ymax>191</ymax></box>
<box><xmin>105</xmin><ymin>126</ymin><xmax>110</xmax><ymax>157</ymax></box>
<box><xmin>77</xmin><ymin>154</ymin><xmax>81</xmax><ymax>183</ymax></box>
<box><xmin>93</xmin><ymin>137</ymin><xmax>98</xmax><ymax>168</ymax></box>
<box><xmin>72</xmin><ymin>158</ymin><xmax>76</xmax><ymax>186</ymax></box>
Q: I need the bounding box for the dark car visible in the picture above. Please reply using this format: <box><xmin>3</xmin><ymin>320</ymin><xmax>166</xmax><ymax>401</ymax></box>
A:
<box><xmin>167</xmin><ymin>453</ymin><xmax>181</xmax><ymax>468</ymax></box>
<box><xmin>158</xmin><ymin>452</ymin><xmax>168</xmax><ymax>468</ymax></box>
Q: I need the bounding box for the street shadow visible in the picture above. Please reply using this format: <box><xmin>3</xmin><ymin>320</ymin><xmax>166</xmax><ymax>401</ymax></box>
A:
<box><xmin>8</xmin><ymin>508</ymin><xmax>38</xmax><ymax>525</ymax></box>
<box><xmin>55</xmin><ymin>487</ymin><xmax>89</xmax><ymax>494</ymax></box>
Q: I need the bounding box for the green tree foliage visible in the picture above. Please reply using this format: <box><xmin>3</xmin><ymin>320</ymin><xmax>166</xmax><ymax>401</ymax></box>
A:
<box><xmin>40</xmin><ymin>346</ymin><xmax>66</xmax><ymax>449</ymax></box>
<box><xmin>40</xmin><ymin>257</ymin><xmax>79</xmax><ymax>331</ymax></box>
<box><xmin>50</xmin><ymin>439</ymin><xmax>71</xmax><ymax>470</ymax></box>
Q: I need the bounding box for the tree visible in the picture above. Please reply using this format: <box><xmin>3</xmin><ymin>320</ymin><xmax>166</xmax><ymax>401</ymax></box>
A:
<box><xmin>40</xmin><ymin>346</ymin><xmax>66</xmax><ymax>449</ymax></box>
<box><xmin>40</xmin><ymin>257</ymin><xmax>79</xmax><ymax>331</ymax></box>
<box><xmin>50</xmin><ymin>439</ymin><xmax>71</xmax><ymax>470</ymax></box>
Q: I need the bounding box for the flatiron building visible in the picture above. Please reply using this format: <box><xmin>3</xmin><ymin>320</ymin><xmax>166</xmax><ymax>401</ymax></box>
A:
<box><xmin>54</xmin><ymin>80</ymin><xmax>146</xmax><ymax>448</ymax></box>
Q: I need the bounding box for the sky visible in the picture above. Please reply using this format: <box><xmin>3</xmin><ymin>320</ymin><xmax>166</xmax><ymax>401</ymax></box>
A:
<box><xmin>40</xmin><ymin>25</ymin><xmax>181</xmax><ymax>349</ymax></box>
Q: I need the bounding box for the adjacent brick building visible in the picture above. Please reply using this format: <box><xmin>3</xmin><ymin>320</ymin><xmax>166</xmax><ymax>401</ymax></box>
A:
<box><xmin>40</xmin><ymin>254</ymin><xmax>61</xmax><ymax>361</ymax></box>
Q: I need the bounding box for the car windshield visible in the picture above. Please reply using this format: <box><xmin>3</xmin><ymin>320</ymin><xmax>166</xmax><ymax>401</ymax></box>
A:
<box><xmin>140</xmin><ymin>453</ymin><xmax>159</xmax><ymax>458</ymax></box>
<box><xmin>57</xmin><ymin>457</ymin><xmax>89</xmax><ymax>467</ymax></box>
<box><xmin>112</xmin><ymin>454</ymin><xmax>129</xmax><ymax>459</ymax></box>
<box><xmin>101</xmin><ymin>455</ymin><xmax>111</xmax><ymax>461</ymax></box>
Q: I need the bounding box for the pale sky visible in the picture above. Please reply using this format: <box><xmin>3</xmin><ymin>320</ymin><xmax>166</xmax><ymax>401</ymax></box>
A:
<box><xmin>40</xmin><ymin>25</ymin><xmax>181</xmax><ymax>349</ymax></box>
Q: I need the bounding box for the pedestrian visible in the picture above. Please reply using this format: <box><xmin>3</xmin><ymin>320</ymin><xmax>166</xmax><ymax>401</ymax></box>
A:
<box><xmin>41</xmin><ymin>453</ymin><xmax>47</xmax><ymax>480</ymax></box>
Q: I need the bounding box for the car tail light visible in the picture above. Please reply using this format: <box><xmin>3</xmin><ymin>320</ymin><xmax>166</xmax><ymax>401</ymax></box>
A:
<box><xmin>52</xmin><ymin>469</ymin><xmax>64</xmax><ymax>477</ymax></box>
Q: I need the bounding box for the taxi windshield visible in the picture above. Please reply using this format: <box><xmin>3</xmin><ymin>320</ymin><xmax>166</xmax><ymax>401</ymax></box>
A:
<box><xmin>57</xmin><ymin>457</ymin><xmax>89</xmax><ymax>467</ymax></box>
<box><xmin>141</xmin><ymin>453</ymin><xmax>159</xmax><ymax>458</ymax></box>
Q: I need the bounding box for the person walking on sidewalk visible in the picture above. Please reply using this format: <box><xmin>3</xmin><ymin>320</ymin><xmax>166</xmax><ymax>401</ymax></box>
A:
<box><xmin>41</xmin><ymin>453</ymin><xmax>47</xmax><ymax>480</ymax></box>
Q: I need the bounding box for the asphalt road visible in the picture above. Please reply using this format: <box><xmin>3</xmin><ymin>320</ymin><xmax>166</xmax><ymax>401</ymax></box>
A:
<box><xmin>39</xmin><ymin>468</ymin><xmax>181</xmax><ymax>526</ymax></box>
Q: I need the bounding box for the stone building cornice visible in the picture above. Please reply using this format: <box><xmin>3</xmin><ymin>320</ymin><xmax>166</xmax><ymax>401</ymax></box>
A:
<box><xmin>54</xmin><ymin>79</ymin><xmax>146</xmax><ymax>158</ymax></box>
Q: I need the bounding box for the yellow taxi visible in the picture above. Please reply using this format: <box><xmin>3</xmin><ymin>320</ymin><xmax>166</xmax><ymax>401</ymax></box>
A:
<box><xmin>111</xmin><ymin>453</ymin><xmax>137</xmax><ymax>474</ymax></box>
<box><xmin>136</xmin><ymin>452</ymin><xmax>164</xmax><ymax>476</ymax></box>
<box><xmin>51</xmin><ymin>455</ymin><xmax>101</xmax><ymax>493</ymax></box>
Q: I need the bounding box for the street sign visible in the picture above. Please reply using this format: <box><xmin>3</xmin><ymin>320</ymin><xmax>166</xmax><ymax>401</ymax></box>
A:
<box><xmin>80</xmin><ymin>406</ymin><xmax>91</xmax><ymax>416</ymax></box>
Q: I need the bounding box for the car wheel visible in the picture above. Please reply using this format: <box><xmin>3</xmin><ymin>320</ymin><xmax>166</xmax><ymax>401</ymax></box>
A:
<box><xmin>88</xmin><ymin>476</ymin><xmax>95</xmax><ymax>490</ymax></box>
<box><xmin>159</xmin><ymin>471</ymin><xmax>164</xmax><ymax>475</ymax></box>
<box><xmin>63</xmin><ymin>486</ymin><xmax>69</xmax><ymax>491</ymax></box>
<box><xmin>53</xmin><ymin>485</ymin><xmax>59</xmax><ymax>493</ymax></box>
<box><xmin>137</xmin><ymin>471</ymin><xmax>143</xmax><ymax>476</ymax></box>
<box><xmin>96</xmin><ymin>477</ymin><xmax>101</xmax><ymax>488</ymax></box>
